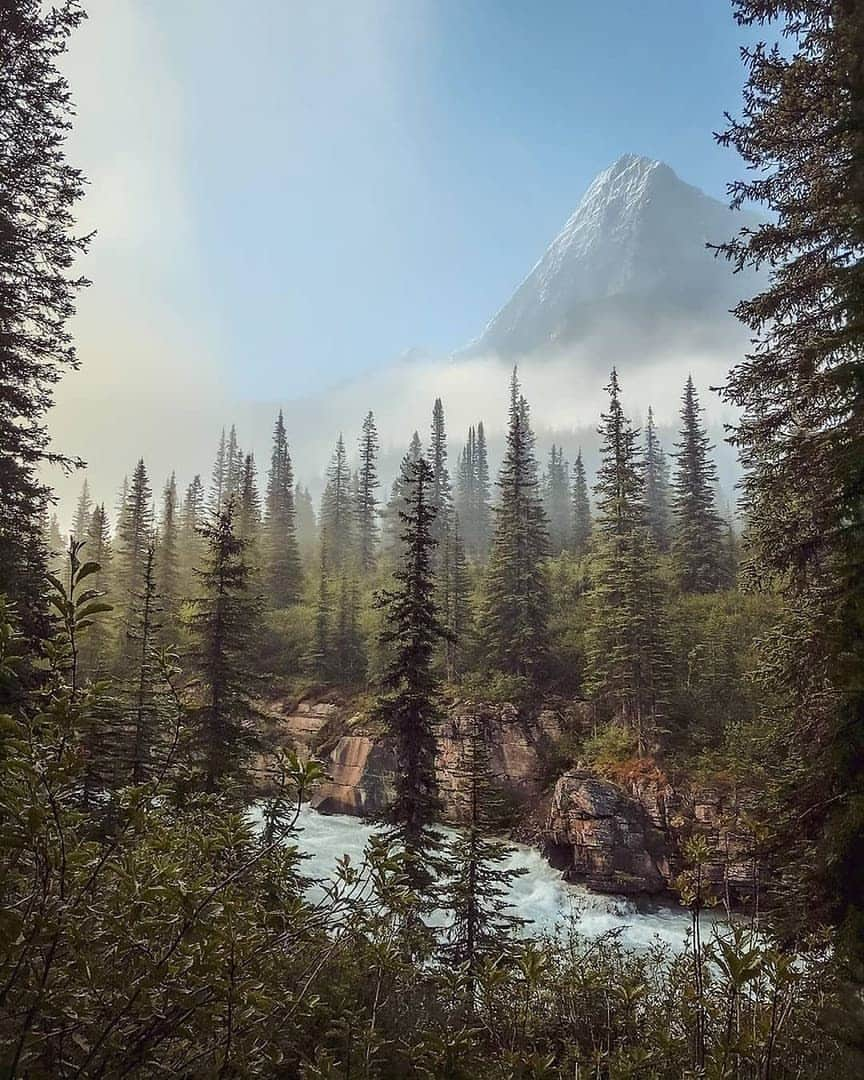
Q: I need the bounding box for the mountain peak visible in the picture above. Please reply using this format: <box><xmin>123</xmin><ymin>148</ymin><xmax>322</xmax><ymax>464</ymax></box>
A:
<box><xmin>470</xmin><ymin>154</ymin><xmax>756</xmax><ymax>359</ymax></box>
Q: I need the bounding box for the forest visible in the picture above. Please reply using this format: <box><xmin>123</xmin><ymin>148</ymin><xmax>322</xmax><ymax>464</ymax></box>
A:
<box><xmin>2</xmin><ymin>1</ymin><xmax>864</xmax><ymax>1077</ymax></box>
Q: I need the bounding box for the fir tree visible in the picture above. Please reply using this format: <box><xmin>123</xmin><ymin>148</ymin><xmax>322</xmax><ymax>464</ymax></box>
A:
<box><xmin>79</xmin><ymin>504</ymin><xmax>113</xmax><ymax>676</ymax></box>
<box><xmin>126</xmin><ymin>542</ymin><xmax>164</xmax><ymax>785</ymax></box>
<box><xmin>188</xmin><ymin>499</ymin><xmax>263</xmax><ymax>792</ymax></box>
<box><xmin>584</xmin><ymin>371</ymin><xmax>669</xmax><ymax>753</ymax></box>
<box><xmin>481</xmin><ymin>370</ymin><xmax>550</xmax><ymax>679</ymax></box>
<box><xmin>72</xmin><ymin>479</ymin><xmax>92</xmax><ymax>544</ymax></box>
<box><xmin>295</xmin><ymin>483</ymin><xmax>317</xmax><ymax>560</ymax></box>
<box><xmin>715</xmin><ymin>0</ymin><xmax>864</xmax><ymax>950</ymax></box>
<box><xmin>543</xmin><ymin>445</ymin><xmax>571</xmax><ymax>554</ymax></box>
<box><xmin>474</xmin><ymin>421</ymin><xmax>492</xmax><ymax>560</ymax></box>
<box><xmin>440</xmin><ymin>512</ymin><xmax>472</xmax><ymax>683</ymax></box>
<box><xmin>671</xmin><ymin>378</ymin><xmax>725</xmax><ymax>593</ymax></box>
<box><xmin>320</xmin><ymin>434</ymin><xmax>354</xmax><ymax>572</ymax></box>
<box><xmin>356</xmin><ymin>411</ymin><xmax>380</xmax><ymax>573</ymax></box>
<box><xmin>224</xmin><ymin>424</ymin><xmax>243</xmax><ymax>505</ymax></box>
<box><xmin>178</xmin><ymin>475</ymin><xmax>206</xmax><ymax>597</ymax></box>
<box><xmin>428</xmin><ymin>398</ymin><xmax>452</xmax><ymax>552</ymax></box>
<box><xmin>455</xmin><ymin>426</ymin><xmax>477</xmax><ymax>554</ymax></box>
<box><xmin>332</xmin><ymin>574</ymin><xmax>366</xmax><ymax>684</ymax></box>
<box><xmin>571</xmin><ymin>450</ymin><xmax>592</xmax><ymax>556</ymax></box>
<box><xmin>237</xmin><ymin>453</ymin><xmax>262</xmax><ymax>552</ymax></box>
<box><xmin>375</xmin><ymin>456</ymin><xmax>446</xmax><ymax>897</ymax></box>
<box><xmin>263</xmin><ymin>411</ymin><xmax>302</xmax><ymax>606</ymax></box>
<box><xmin>644</xmin><ymin>407</ymin><xmax>672</xmax><ymax>552</ymax></box>
<box><xmin>0</xmin><ymin>0</ymin><xmax>88</xmax><ymax>641</ymax></box>
<box><xmin>209</xmin><ymin>428</ymin><xmax>227</xmax><ymax>515</ymax></box>
<box><xmin>115</xmin><ymin>460</ymin><xmax>154</xmax><ymax>653</ymax></box>
<box><xmin>383</xmin><ymin>432</ymin><xmax>423</xmax><ymax>558</ymax></box>
<box><xmin>312</xmin><ymin>544</ymin><xmax>332</xmax><ymax>678</ymax></box>
<box><xmin>442</xmin><ymin>711</ymin><xmax>526</xmax><ymax>1008</ymax></box>
<box><xmin>156</xmin><ymin>473</ymin><xmax>179</xmax><ymax>625</ymax></box>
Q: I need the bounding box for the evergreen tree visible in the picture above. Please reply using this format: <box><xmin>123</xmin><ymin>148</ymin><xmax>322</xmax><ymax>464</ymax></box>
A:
<box><xmin>320</xmin><ymin>434</ymin><xmax>354</xmax><ymax>572</ymax></box>
<box><xmin>428</xmin><ymin>398</ymin><xmax>452</xmax><ymax>551</ymax></box>
<box><xmin>383</xmin><ymin>432</ymin><xmax>423</xmax><ymax>558</ymax></box>
<box><xmin>115</xmin><ymin>460</ymin><xmax>154</xmax><ymax>651</ymax></box>
<box><xmin>224</xmin><ymin>424</ymin><xmax>243</xmax><ymax>505</ymax></box>
<box><xmin>156</xmin><ymin>473</ymin><xmax>179</xmax><ymax>625</ymax></box>
<box><xmin>543</xmin><ymin>445</ymin><xmax>571</xmax><ymax>554</ymax></box>
<box><xmin>715</xmin><ymin>0</ymin><xmax>864</xmax><ymax>950</ymax></box>
<box><xmin>481</xmin><ymin>370</ymin><xmax>550</xmax><ymax>679</ymax></box>
<box><xmin>263</xmin><ymin>411</ymin><xmax>302</xmax><ymax>606</ymax></box>
<box><xmin>332</xmin><ymin>574</ymin><xmax>366</xmax><ymax>684</ymax></box>
<box><xmin>178</xmin><ymin>475</ymin><xmax>206</xmax><ymax>597</ymax></box>
<box><xmin>44</xmin><ymin>512</ymin><xmax>65</xmax><ymax>580</ymax></box>
<box><xmin>295</xmin><ymin>483</ymin><xmax>317</xmax><ymax>560</ymax></box>
<box><xmin>0</xmin><ymin>0</ymin><xmax>88</xmax><ymax>641</ymax></box>
<box><xmin>571</xmin><ymin>450</ymin><xmax>592</xmax><ymax>556</ymax></box>
<box><xmin>375</xmin><ymin>456</ymin><xmax>446</xmax><ymax>897</ymax></box>
<box><xmin>356</xmin><ymin>411</ymin><xmax>380</xmax><ymax>573</ymax></box>
<box><xmin>188</xmin><ymin>499</ymin><xmax>263</xmax><ymax>792</ymax></box>
<box><xmin>209</xmin><ymin>428</ymin><xmax>227</xmax><ymax>515</ymax></box>
<box><xmin>79</xmin><ymin>503</ymin><xmax>113</xmax><ymax>676</ymax></box>
<box><xmin>443</xmin><ymin>712</ymin><xmax>526</xmax><ymax>1008</ymax></box>
<box><xmin>475</xmin><ymin>421</ymin><xmax>492</xmax><ymax>559</ymax></box>
<box><xmin>237</xmin><ymin>453</ymin><xmax>262</xmax><ymax>552</ymax></box>
<box><xmin>584</xmin><ymin>371</ymin><xmax>669</xmax><ymax>753</ymax></box>
<box><xmin>455</xmin><ymin>426</ymin><xmax>477</xmax><ymax>554</ymax></box>
<box><xmin>72</xmin><ymin>479</ymin><xmax>92</xmax><ymax>544</ymax></box>
<box><xmin>644</xmin><ymin>407</ymin><xmax>672</xmax><ymax>552</ymax></box>
<box><xmin>312</xmin><ymin>544</ymin><xmax>332</xmax><ymax>678</ymax></box>
<box><xmin>125</xmin><ymin>542</ymin><xmax>164</xmax><ymax>785</ymax></box>
<box><xmin>671</xmin><ymin>378</ymin><xmax>725</xmax><ymax>592</ymax></box>
<box><xmin>440</xmin><ymin>513</ymin><xmax>472</xmax><ymax>683</ymax></box>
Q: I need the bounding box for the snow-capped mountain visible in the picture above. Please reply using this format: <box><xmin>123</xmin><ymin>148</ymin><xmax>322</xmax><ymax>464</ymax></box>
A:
<box><xmin>471</xmin><ymin>153</ymin><xmax>758</xmax><ymax>359</ymax></box>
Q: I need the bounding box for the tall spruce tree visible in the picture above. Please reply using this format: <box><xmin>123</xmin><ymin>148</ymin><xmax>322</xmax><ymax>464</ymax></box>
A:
<box><xmin>237</xmin><ymin>453</ymin><xmax>262</xmax><ymax>552</ymax></box>
<box><xmin>178</xmin><ymin>474</ymin><xmax>206</xmax><ymax>598</ymax></box>
<box><xmin>383</xmin><ymin>432</ymin><xmax>423</xmax><ymax>558</ymax></box>
<box><xmin>644</xmin><ymin>407</ymin><xmax>672</xmax><ymax>552</ymax></box>
<box><xmin>440</xmin><ymin>513</ymin><xmax>472</xmax><ymax>683</ymax></box>
<box><xmin>72</xmin><ymin>479</ymin><xmax>92</xmax><ymax>544</ymax></box>
<box><xmin>126</xmin><ymin>542</ymin><xmax>163</xmax><ymax>785</ymax></box>
<box><xmin>263</xmin><ymin>411</ymin><xmax>302</xmax><ymax>605</ymax></box>
<box><xmin>156</xmin><ymin>473</ymin><xmax>179</xmax><ymax>626</ymax></box>
<box><xmin>115</xmin><ymin>460</ymin><xmax>154</xmax><ymax>654</ymax></box>
<box><xmin>189</xmin><ymin>499</ymin><xmax>263</xmax><ymax>792</ymax></box>
<box><xmin>715</xmin><ymin>0</ymin><xmax>864</xmax><ymax>951</ymax></box>
<box><xmin>295</xmin><ymin>483</ymin><xmax>317</xmax><ymax>560</ymax></box>
<box><xmin>209</xmin><ymin>428</ymin><xmax>227</xmax><ymax>515</ymax></box>
<box><xmin>442</xmin><ymin>712</ymin><xmax>525</xmax><ymax>1008</ymax></box>
<box><xmin>375</xmin><ymin>456</ymin><xmax>446</xmax><ymax>897</ymax></box>
<box><xmin>320</xmin><ymin>434</ymin><xmax>354</xmax><ymax>572</ymax></box>
<box><xmin>481</xmin><ymin>370</ymin><xmax>550</xmax><ymax>679</ymax></box>
<box><xmin>428</xmin><ymin>398</ymin><xmax>452</xmax><ymax>552</ymax></box>
<box><xmin>0</xmin><ymin>0</ymin><xmax>88</xmax><ymax>641</ymax></box>
<box><xmin>671</xmin><ymin>377</ymin><xmax>725</xmax><ymax>593</ymax></box>
<box><xmin>455</xmin><ymin>426</ymin><xmax>477</xmax><ymax>552</ymax></box>
<box><xmin>584</xmin><ymin>371</ymin><xmax>669</xmax><ymax>753</ymax></box>
<box><xmin>356</xmin><ymin>411</ymin><xmax>380</xmax><ymax>573</ymax></box>
<box><xmin>571</xmin><ymin>450</ymin><xmax>592</xmax><ymax>556</ymax></box>
<box><xmin>79</xmin><ymin>503</ymin><xmax>113</xmax><ymax>676</ymax></box>
<box><xmin>543</xmin><ymin>445</ymin><xmax>571</xmax><ymax>554</ymax></box>
<box><xmin>224</xmin><ymin>424</ymin><xmax>243</xmax><ymax>505</ymax></box>
<box><xmin>474</xmin><ymin>421</ymin><xmax>492</xmax><ymax>559</ymax></box>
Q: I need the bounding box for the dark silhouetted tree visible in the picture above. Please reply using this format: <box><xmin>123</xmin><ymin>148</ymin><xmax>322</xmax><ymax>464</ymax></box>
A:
<box><xmin>263</xmin><ymin>411</ymin><xmax>302</xmax><ymax>605</ymax></box>
<box><xmin>571</xmin><ymin>450</ymin><xmax>592</xmax><ymax>556</ymax></box>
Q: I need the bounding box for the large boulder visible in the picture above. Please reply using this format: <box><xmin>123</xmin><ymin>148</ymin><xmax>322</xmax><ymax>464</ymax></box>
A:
<box><xmin>545</xmin><ymin>770</ymin><xmax>671</xmax><ymax>895</ymax></box>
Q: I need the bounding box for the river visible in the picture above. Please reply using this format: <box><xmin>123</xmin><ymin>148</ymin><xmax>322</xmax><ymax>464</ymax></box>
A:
<box><xmin>288</xmin><ymin>805</ymin><xmax>701</xmax><ymax>952</ymax></box>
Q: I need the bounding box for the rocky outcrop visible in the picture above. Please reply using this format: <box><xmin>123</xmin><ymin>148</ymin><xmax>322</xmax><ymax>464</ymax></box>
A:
<box><xmin>310</xmin><ymin>702</ymin><xmax>562</xmax><ymax>822</ymax></box>
<box><xmin>543</xmin><ymin>770</ymin><xmax>761</xmax><ymax>903</ymax></box>
<box><xmin>545</xmin><ymin>771</ymin><xmax>670</xmax><ymax>894</ymax></box>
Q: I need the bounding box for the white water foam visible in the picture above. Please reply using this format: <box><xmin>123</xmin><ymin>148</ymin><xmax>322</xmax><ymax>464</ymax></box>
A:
<box><xmin>285</xmin><ymin>805</ymin><xmax>699</xmax><ymax>952</ymax></box>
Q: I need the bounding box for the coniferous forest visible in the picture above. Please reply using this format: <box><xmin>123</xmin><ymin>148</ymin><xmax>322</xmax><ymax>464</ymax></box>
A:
<box><xmin>1</xmin><ymin>1</ymin><xmax>864</xmax><ymax>1076</ymax></box>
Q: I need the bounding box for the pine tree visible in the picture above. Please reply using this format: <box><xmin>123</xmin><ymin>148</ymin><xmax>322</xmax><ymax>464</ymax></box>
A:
<box><xmin>481</xmin><ymin>370</ymin><xmax>550</xmax><ymax>679</ymax></box>
<box><xmin>455</xmin><ymin>426</ymin><xmax>477</xmax><ymax>554</ymax></box>
<box><xmin>383</xmin><ymin>432</ymin><xmax>423</xmax><ymax>558</ymax></box>
<box><xmin>209</xmin><ymin>428</ymin><xmax>228</xmax><ymax>515</ymax></box>
<box><xmin>571</xmin><ymin>450</ymin><xmax>592</xmax><ymax>556</ymax></box>
<box><xmin>72</xmin><ymin>479</ymin><xmax>92</xmax><ymax>544</ymax></box>
<box><xmin>442</xmin><ymin>711</ymin><xmax>526</xmax><ymax>1008</ymax></box>
<box><xmin>224</xmin><ymin>424</ymin><xmax>243</xmax><ymax>505</ymax></box>
<box><xmin>584</xmin><ymin>371</ymin><xmax>668</xmax><ymax>753</ymax></box>
<box><xmin>332</xmin><ymin>574</ymin><xmax>366</xmax><ymax>684</ymax></box>
<box><xmin>237</xmin><ymin>453</ymin><xmax>262</xmax><ymax>551</ymax></box>
<box><xmin>714</xmin><ymin>0</ymin><xmax>864</xmax><ymax>950</ymax></box>
<box><xmin>475</xmin><ymin>421</ymin><xmax>492</xmax><ymax>560</ymax></box>
<box><xmin>0</xmin><ymin>0</ymin><xmax>88</xmax><ymax>642</ymax></box>
<box><xmin>295</xmin><ymin>484</ymin><xmax>317</xmax><ymax>560</ymax></box>
<box><xmin>126</xmin><ymin>542</ymin><xmax>163</xmax><ymax>785</ymax></box>
<box><xmin>156</xmin><ymin>473</ymin><xmax>179</xmax><ymax>626</ymax></box>
<box><xmin>440</xmin><ymin>513</ymin><xmax>472</xmax><ymax>683</ymax></box>
<box><xmin>543</xmin><ymin>445</ymin><xmax>571</xmax><ymax>554</ymax></box>
<box><xmin>188</xmin><ymin>499</ymin><xmax>263</xmax><ymax>792</ymax></box>
<box><xmin>428</xmin><ymin>398</ymin><xmax>452</xmax><ymax>551</ymax></box>
<box><xmin>312</xmin><ymin>544</ymin><xmax>332</xmax><ymax>678</ymax></box>
<box><xmin>263</xmin><ymin>411</ymin><xmax>302</xmax><ymax>606</ymax></box>
<box><xmin>671</xmin><ymin>377</ymin><xmax>725</xmax><ymax>593</ymax></box>
<box><xmin>356</xmin><ymin>411</ymin><xmax>380</xmax><ymax>573</ymax></box>
<box><xmin>115</xmin><ymin>460</ymin><xmax>154</xmax><ymax>654</ymax></box>
<box><xmin>178</xmin><ymin>475</ymin><xmax>206</xmax><ymax>597</ymax></box>
<box><xmin>644</xmin><ymin>407</ymin><xmax>672</xmax><ymax>552</ymax></box>
<box><xmin>375</xmin><ymin>456</ymin><xmax>446</xmax><ymax>897</ymax></box>
<box><xmin>79</xmin><ymin>504</ymin><xmax>113</xmax><ymax>676</ymax></box>
<box><xmin>320</xmin><ymin>434</ymin><xmax>354</xmax><ymax>573</ymax></box>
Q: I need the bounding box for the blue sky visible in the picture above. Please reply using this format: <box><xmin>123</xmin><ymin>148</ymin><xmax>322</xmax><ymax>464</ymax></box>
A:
<box><xmin>135</xmin><ymin>0</ymin><xmax>758</xmax><ymax>397</ymax></box>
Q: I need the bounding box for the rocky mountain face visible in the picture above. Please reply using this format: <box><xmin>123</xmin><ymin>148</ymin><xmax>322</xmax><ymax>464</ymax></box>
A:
<box><xmin>470</xmin><ymin>153</ymin><xmax>759</xmax><ymax>360</ymax></box>
<box><xmin>272</xmin><ymin>696</ymin><xmax>761</xmax><ymax>907</ymax></box>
